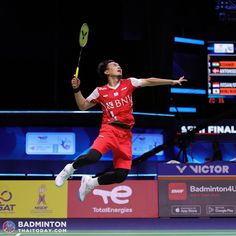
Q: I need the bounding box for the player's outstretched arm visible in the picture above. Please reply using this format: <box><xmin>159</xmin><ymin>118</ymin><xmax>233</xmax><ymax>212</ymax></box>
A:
<box><xmin>140</xmin><ymin>76</ymin><xmax>187</xmax><ymax>87</ymax></box>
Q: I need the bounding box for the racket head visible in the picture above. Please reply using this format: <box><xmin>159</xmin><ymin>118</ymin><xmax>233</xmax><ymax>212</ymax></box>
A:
<box><xmin>79</xmin><ymin>23</ymin><xmax>89</xmax><ymax>47</ymax></box>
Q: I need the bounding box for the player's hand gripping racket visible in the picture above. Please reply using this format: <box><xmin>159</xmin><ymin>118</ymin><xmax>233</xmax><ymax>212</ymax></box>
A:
<box><xmin>75</xmin><ymin>23</ymin><xmax>89</xmax><ymax>77</ymax></box>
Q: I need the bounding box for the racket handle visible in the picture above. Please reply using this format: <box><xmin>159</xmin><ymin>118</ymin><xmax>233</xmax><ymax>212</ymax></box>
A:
<box><xmin>75</xmin><ymin>67</ymin><xmax>79</xmax><ymax>77</ymax></box>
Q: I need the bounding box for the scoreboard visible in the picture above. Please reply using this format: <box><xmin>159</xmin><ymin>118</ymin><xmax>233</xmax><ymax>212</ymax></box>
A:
<box><xmin>207</xmin><ymin>41</ymin><xmax>236</xmax><ymax>104</ymax></box>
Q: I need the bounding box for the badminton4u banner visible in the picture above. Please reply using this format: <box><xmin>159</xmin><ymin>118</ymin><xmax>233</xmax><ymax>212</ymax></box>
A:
<box><xmin>159</xmin><ymin>178</ymin><xmax>236</xmax><ymax>217</ymax></box>
<box><xmin>0</xmin><ymin>181</ymin><xmax>67</xmax><ymax>218</ymax></box>
<box><xmin>68</xmin><ymin>180</ymin><xmax>158</xmax><ymax>218</ymax></box>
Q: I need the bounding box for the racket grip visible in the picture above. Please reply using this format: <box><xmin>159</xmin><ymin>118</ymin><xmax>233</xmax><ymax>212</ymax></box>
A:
<box><xmin>75</xmin><ymin>67</ymin><xmax>79</xmax><ymax>77</ymax></box>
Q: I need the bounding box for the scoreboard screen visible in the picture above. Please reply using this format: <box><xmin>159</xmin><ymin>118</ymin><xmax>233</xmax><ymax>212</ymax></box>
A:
<box><xmin>207</xmin><ymin>41</ymin><xmax>236</xmax><ymax>104</ymax></box>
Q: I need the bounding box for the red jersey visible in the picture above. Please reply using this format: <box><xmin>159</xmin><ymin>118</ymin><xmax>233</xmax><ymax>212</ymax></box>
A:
<box><xmin>86</xmin><ymin>77</ymin><xmax>142</xmax><ymax>127</ymax></box>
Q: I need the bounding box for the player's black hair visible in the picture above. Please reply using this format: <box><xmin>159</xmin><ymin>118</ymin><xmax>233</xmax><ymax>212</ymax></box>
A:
<box><xmin>97</xmin><ymin>59</ymin><xmax>115</xmax><ymax>79</ymax></box>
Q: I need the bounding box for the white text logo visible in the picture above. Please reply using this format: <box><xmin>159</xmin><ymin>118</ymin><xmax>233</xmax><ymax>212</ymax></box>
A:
<box><xmin>176</xmin><ymin>165</ymin><xmax>229</xmax><ymax>174</ymax></box>
<box><xmin>176</xmin><ymin>166</ymin><xmax>187</xmax><ymax>174</ymax></box>
<box><xmin>93</xmin><ymin>186</ymin><xmax>132</xmax><ymax>205</ymax></box>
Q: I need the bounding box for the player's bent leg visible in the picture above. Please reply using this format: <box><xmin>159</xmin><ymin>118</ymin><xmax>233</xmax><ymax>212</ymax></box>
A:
<box><xmin>55</xmin><ymin>149</ymin><xmax>102</xmax><ymax>187</ymax></box>
<box><xmin>98</xmin><ymin>168</ymin><xmax>129</xmax><ymax>185</ymax></box>
<box><xmin>55</xmin><ymin>163</ymin><xmax>75</xmax><ymax>187</ymax></box>
<box><xmin>78</xmin><ymin>169</ymin><xmax>129</xmax><ymax>202</ymax></box>
<box><xmin>73</xmin><ymin>149</ymin><xmax>102</xmax><ymax>169</ymax></box>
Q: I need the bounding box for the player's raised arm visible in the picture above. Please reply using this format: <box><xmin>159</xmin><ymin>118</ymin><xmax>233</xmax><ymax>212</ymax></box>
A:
<box><xmin>72</xmin><ymin>74</ymin><xmax>95</xmax><ymax>111</ymax></box>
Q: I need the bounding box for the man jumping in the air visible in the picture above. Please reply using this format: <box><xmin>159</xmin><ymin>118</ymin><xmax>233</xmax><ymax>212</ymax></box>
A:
<box><xmin>55</xmin><ymin>59</ymin><xmax>187</xmax><ymax>202</ymax></box>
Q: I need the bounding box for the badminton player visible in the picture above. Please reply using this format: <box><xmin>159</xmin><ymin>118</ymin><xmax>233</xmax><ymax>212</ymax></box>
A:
<box><xmin>55</xmin><ymin>59</ymin><xmax>187</xmax><ymax>202</ymax></box>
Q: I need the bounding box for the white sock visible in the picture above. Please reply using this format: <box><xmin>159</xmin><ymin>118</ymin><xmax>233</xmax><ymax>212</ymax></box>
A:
<box><xmin>88</xmin><ymin>177</ymin><xmax>99</xmax><ymax>188</ymax></box>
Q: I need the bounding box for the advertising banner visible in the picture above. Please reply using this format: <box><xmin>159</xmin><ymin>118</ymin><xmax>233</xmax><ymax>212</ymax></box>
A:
<box><xmin>26</xmin><ymin>132</ymin><xmax>75</xmax><ymax>155</ymax></box>
<box><xmin>0</xmin><ymin>181</ymin><xmax>67</xmax><ymax>218</ymax></box>
<box><xmin>158</xmin><ymin>162</ymin><xmax>236</xmax><ymax>176</ymax></box>
<box><xmin>159</xmin><ymin>179</ymin><xmax>236</xmax><ymax>217</ymax></box>
<box><xmin>68</xmin><ymin>180</ymin><xmax>158</xmax><ymax>218</ymax></box>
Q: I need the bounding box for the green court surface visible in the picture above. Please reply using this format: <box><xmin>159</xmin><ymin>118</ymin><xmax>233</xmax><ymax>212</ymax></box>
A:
<box><xmin>1</xmin><ymin>230</ymin><xmax>236</xmax><ymax>236</ymax></box>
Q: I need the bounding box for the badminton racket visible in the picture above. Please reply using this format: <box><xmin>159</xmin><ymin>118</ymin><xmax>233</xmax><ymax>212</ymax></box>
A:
<box><xmin>75</xmin><ymin>23</ymin><xmax>89</xmax><ymax>77</ymax></box>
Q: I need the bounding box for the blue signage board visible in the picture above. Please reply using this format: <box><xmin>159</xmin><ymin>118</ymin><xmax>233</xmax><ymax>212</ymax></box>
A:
<box><xmin>158</xmin><ymin>162</ymin><xmax>236</xmax><ymax>176</ymax></box>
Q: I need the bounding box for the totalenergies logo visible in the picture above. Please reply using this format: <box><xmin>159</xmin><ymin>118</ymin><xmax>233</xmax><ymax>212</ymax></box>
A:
<box><xmin>93</xmin><ymin>186</ymin><xmax>132</xmax><ymax>204</ymax></box>
<box><xmin>0</xmin><ymin>190</ymin><xmax>16</xmax><ymax>212</ymax></box>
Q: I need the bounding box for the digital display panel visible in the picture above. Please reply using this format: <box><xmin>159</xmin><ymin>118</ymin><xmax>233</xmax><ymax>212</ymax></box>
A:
<box><xmin>173</xmin><ymin>119</ymin><xmax>236</xmax><ymax>163</ymax></box>
<box><xmin>0</xmin><ymin>126</ymin><xmax>164</xmax><ymax>174</ymax></box>
<box><xmin>207</xmin><ymin>41</ymin><xmax>236</xmax><ymax>104</ymax></box>
<box><xmin>0</xmin><ymin>127</ymin><xmax>164</xmax><ymax>161</ymax></box>
<box><xmin>25</xmin><ymin>132</ymin><xmax>76</xmax><ymax>155</ymax></box>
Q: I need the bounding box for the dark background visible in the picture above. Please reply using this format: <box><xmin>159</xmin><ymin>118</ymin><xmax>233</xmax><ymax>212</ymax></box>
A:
<box><xmin>0</xmin><ymin>0</ymin><xmax>236</xmax><ymax>174</ymax></box>
<box><xmin>0</xmin><ymin>0</ymin><xmax>235</xmax><ymax>117</ymax></box>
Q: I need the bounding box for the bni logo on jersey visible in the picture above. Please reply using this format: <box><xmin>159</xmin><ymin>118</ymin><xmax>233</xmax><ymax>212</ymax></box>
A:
<box><xmin>2</xmin><ymin>220</ymin><xmax>16</xmax><ymax>233</ymax></box>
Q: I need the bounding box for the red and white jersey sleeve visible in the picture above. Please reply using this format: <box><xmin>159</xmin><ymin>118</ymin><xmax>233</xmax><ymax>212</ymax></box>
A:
<box><xmin>86</xmin><ymin>77</ymin><xmax>142</xmax><ymax>126</ymax></box>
